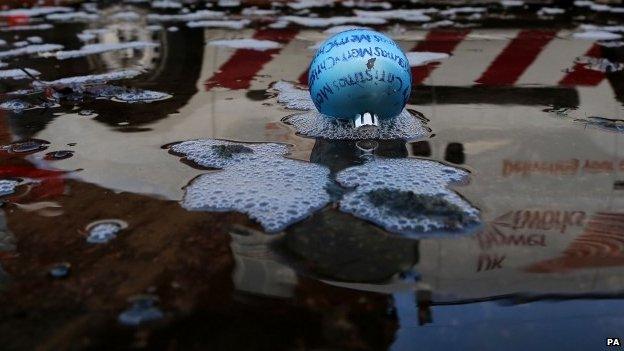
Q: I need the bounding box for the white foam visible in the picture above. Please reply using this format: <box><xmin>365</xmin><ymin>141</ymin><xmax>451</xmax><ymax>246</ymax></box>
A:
<box><xmin>218</xmin><ymin>0</ymin><xmax>241</xmax><ymax>7</ymax></box>
<box><xmin>323</xmin><ymin>25</ymin><xmax>372</xmax><ymax>34</ymax></box>
<box><xmin>336</xmin><ymin>157</ymin><xmax>480</xmax><ymax>235</ymax></box>
<box><xmin>0</xmin><ymin>62</ymin><xmax>6</xmax><ymax>68</ymax></box>
<box><xmin>46</xmin><ymin>11</ymin><xmax>99</xmax><ymax>22</ymax></box>
<box><xmin>288</xmin><ymin>0</ymin><xmax>335</xmax><ymax>10</ymax></box>
<box><xmin>111</xmin><ymin>89</ymin><xmax>172</xmax><ymax>103</ymax></box>
<box><xmin>186</xmin><ymin>19</ymin><xmax>250</xmax><ymax>29</ymax></box>
<box><xmin>110</xmin><ymin>11</ymin><xmax>141</xmax><ymax>21</ymax></box>
<box><xmin>0</xmin><ymin>39</ymin><xmax>6</xmax><ymax>46</ymax></box>
<box><xmin>0</xmin><ymin>24</ymin><xmax>53</xmax><ymax>32</ymax></box>
<box><xmin>422</xmin><ymin>20</ymin><xmax>455</xmax><ymax>28</ymax></box>
<box><xmin>38</xmin><ymin>69</ymin><xmax>143</xmax><ymax>86</ymax></box>
<box><xmin>406</xmin><ymin>51</ymin><xmax>449</xmax><ymax>66</ymax></box>
<box><xmin>273</xmin><ymin>81</ymin><xmax>428</xmax><ymax>140</ymax></box>
<box><xmin>439</xmin><ymin>7</ymin><xmax>487</xmax><ymax>17</ymax></box>
<box><xmin>284</xmin><ymin>110</ymin><xmax>429</xmax><ymax>141</ymax></box>
<box><xmin>537</xmin><ymin>7</ymin><xmax>565</xmax><ymax>16</ymax></box>
<box><xmin>169</xmin><ymin>139</ymin><xmax>331</xmax><ymax>233</ymax></box>
<box><xmin>207</xmin><ymin>39</ymin><xmax>282</xmax><ymax>51</ymax></box>
<box><xmin>0</xmin><ymin>68</ymin><xmax>40</xmax><ymax>80</ymax></box>
<box><xmin>573</xmin><ymin>31</ymin><xmax>622</xmax><ymax>40</ymax></box>
<box><xmin>13</xmin><ymin>41</ymin><xmax>29</xmax><ymax>47</ymax></box>
<box><xmin>342</xmin><ymin>0</ymin><xmax>392</xmax><ymax>9</ymax></box>
<box><xmin>241</xmin><ymin>7</ymin><xmax>278</xmax><ymax>16</ymax></box>
<box><xmin>579</xmin><ymin>24</ymin><xmax>624</xmax><ymax>33</ymax></box>
<box><xmin>273</xmin><ymin>81</ymin><xmax>316</xmax><ymax>110</ymax></box>
<box><xmin>501</xmin><ymin>0</ymin><xmax>524</xmax><ymax>7</ymax></box>
<box><xmin>0</xmin><ymin>179</ymin><xmax>19</xmax><ymax>196</ymax></box>
<box><xmin>26</xmin><ymin>36</ymin><xmax>43</xmax><ymax>43</ymax></box>
<box><xmin>354</xmin><ymin>9</ymin><xmax>434</xmax><ymax>22</ymax></box>
<box><xmin>147</xmin><ymin>10</ymin><xmax>225</xmax><ymax>22</ymax></box>
<box><xmin>279</xmin><ymin>15</ymin><xmax>386</xmax><ymax>27</ymax></box>
<box><xmin>152</xmin><ymin>0</ymin><xmax>183</xmax><ymax>9</ymax></box>
<box><xmin>86</xmin><ymin>222</ymin><xmax>123</xmax><ymax>244</ymax></box>
<box><xmin>55</xmin><ymin>41</ymin><xmax>158</xmax><ymax>60</ymax></box>
<box><xmin>0</xmin><ymin>100</ymin><xmax>34</xmax><ymax>112</ymax></box>
<box><xmin>0</xmin><ymin>7</ymin><xmax>72</xmax><ymax>17</ymax></box>
<box><xmin>0</xmin><ymin>44</ymin><xmax>63</xmax><ymax>59</ymax></box>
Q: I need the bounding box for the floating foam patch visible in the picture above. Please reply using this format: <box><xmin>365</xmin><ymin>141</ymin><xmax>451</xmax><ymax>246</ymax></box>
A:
<box><xmin>0</xmin><ymin>24</ymin><xmax>54</xmax><ymax>32</ymax></box>
<box><xmin>0</xmin><ymin>68</ymin><xmax>40</xmax><ymax>80</ymax></box>
<box><xmin>353</xmin><ymin>9</ymin><xmax>434</xmax><ymax>22</ymax></box>
<box><xmin>0</xmin><ymin>44</ymin><xmax>64</xmax><ymax>59</ymax></box>
<box><xmin>37</xmin><ymin>69</ymin><xmax>143</xmax><ymax>86</ymax></box>
<box><xmin>0</xmin><ymin>7</ymin><xmax>72</xmax><ymax>17</ymax></box>
<box><xmin>336</xmin><ymin>157</ymin><xmax>480</xmax><ymax>236</ymax></box>
<box><xmin>169</xmin><ymin>139</ymin><xmax>331</xmax><ymax>233</ymax></box>
<box><xmin>573</xmin><ymin>31</ymin><xmax>622</xmax><ymax>40</ymax></box>
<box><xmin>86</xmin><ymin>220</ymin><xmax>127</xmax><ymax>244</ymax></box>
<box><xmin>147</xmin><ymin>10</ymin><xmax>225</xmax><ymax>22</ymax></box>
<box><xmin>406</xmin><ymin>51</ymin><xmax>450</xmax><ymax>66</ymax></box>
<box><xmin>55</xmin><ymin>42</ymin><xmax>158</xmax><ymax>60</ymax></box>
<box><xmin>186</xmin><ymin>19</ymin><xmax>251</xmax><ymax>29</ymax></box>
<box><xmin>283</xmin><ymin>110</ymin><xmax>429</xmax><ymax>140</ymax></box>
<box><xmin>0</xmin><ymin>179</ymin><xmax>19</xmax><ymax>197</ymax></box>
<box><xmin>207</xmin><ymin>39</ymin><xmax>282</xmax><ymax>51</ymax></box>
<box><xmin>152</xmin><ymin>0</ymin><xmax>183</xmax><ymax>9</ymax></box>
<box><xmin>288</xmin><ymin>0</ymin><xmax>335</xmax><ymax>10</ymax></box>
<box><xmin>278</xmin><ymin>15</ymin><xmax>386</xmax><ymax>27</ymax></box>
<box><xmin>0</xmin><ymin>100</ymin><xmax>35</xmax><ymax>112</ymax></box>
<box><xmin>46</xmin><ymin>11</ymin><xmax>100</xmax><ymax>22</ymax></box>
<box><xmin>342</xmin><ymin>0</ymin><xmax>392</xmax><ymax>9</ymax></box>
<box><xmin>323</xmin><ymin>25</ymin><xmax>372</xmax><ymax>34</ymax></box>
<box><xmin>272</xmin><ymin>81</ymin><xmax>316</xmax><ymax>110</ymax></box>
<box><xmin>111</xmin><ymin>89</ymin><xmax>173</xmax><ymax>103</ymax></box>
<box><xmin>273</xmin><ymin>81</ymin><xmax>429</xmax><ymax>140</ymax></box>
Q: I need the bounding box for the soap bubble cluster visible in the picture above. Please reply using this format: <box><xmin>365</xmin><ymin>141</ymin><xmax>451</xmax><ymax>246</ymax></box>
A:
<box><xmin>273</xmin><ymin>80</ymin><xmax>429</xmax><ymax>140</ymax></box>
<box><xmin>0</xmin><ymin>179</ymin><xmax>19</xmax><ymax>197</ymax></box>
<box><xmin>169</xmin><ymin>139</ymin><xmax>332</xmax><ymax>232</ymax></box>
<box><xmin>283</xmin><ymin>109</ymin><xmax>430</xmax><ymax>140</ymax></box>
<box><xmin>336</xmin><ymin>157</ymin><xmax>480</xmax><ymax>236</ymax></box>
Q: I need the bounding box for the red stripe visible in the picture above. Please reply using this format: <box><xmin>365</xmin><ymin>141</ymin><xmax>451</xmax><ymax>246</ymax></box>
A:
<box><xmin>475</xmin><ymin>30</ymin><xmax>556</xmax><ymax>86</ymax></box>
<box><xmin>559</xmin><ymin>44</ymin><xmax>604</xmax><ymax>87</ymax></box>
<box><xmin>298</xmin><ymin>70</ymin><xmax>308</xmax><ymax>85</ymax></box>
<box><xmin>409</xmin><ymin>29</ymin><xmax>470</xmax><ymax>85</ymax></box>
<box><xmin>204</xmin><ymin>28</ymin><xmax>299</xmax><ymax>91</ymax></box>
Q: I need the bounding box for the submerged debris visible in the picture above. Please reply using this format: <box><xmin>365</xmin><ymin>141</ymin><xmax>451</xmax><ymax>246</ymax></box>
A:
<box><xmin>210</xmin><ymin>144</ymin><xmax>254</xmax><ymax>158</ymax></box>
<box><xmin>169</xmin><ymin>139</ymin><xmax>331</xmax><ymax>232</ymax></box>
<box><xmin>367</xmin><ymin>189</ymin><xmax>466</xmax><ymax>223</ymax></box>
<box><xmin>336</xmin><ymin>157</ymin><xmax>480</xmax><ymax>235</ymax></box>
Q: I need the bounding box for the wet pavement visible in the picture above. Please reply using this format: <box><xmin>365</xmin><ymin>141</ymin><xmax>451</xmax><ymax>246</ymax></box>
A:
<box><xmin>0</xmin><ymin>1</ymin><xmax>624</xmax><ymax>350</ymax></box>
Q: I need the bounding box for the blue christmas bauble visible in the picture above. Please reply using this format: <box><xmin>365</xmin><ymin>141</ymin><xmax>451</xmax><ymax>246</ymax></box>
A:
<box><xmin>308</xmin><ymin>29</ymin><xmax>412</xmax><ymax>121</ymax></box>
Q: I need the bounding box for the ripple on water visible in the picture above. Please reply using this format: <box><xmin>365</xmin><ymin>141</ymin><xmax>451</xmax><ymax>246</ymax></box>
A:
<box><xmin>336</xmin><ymin>157</ymin><xmax>480</xmax><ymax>236</ymax></box>
<box><xmin>168</xmin><ymin>139</ymin><xmax>332</xmax><ymax>232</ymax></box>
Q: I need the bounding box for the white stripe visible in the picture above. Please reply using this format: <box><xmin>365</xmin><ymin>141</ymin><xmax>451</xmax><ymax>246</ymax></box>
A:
<box><xmin>427</xmin><ymin>29</ymin><xmax>518</xmax><ymax>86</ymax></box>
<box><xmin>516</xmin><ymin>30</ymin><xmax>595</xmax><ymax>86</ymax></box>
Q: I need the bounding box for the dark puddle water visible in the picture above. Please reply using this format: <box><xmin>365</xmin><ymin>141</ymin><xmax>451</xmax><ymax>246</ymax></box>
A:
<box><xmin>0</xmin><ymin>4</ymin><xmax>623</xmax><ymax>351</ymax></box>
